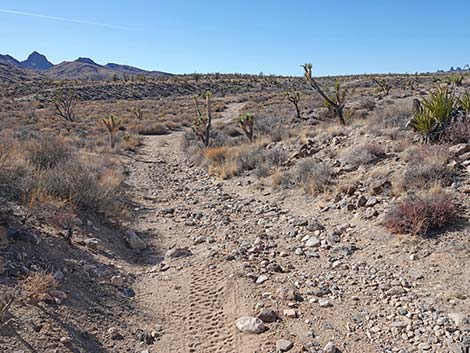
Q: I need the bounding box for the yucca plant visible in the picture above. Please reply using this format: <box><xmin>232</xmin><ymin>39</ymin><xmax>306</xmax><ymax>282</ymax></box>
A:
<box><xmin>102</xmin><ymin>115</ymin><xmax>121</xmax><ymax>149</ymax></box>
<box><xmin>302</xmin><ymin>63</ymin><xmax>346</xmax><ymax>125</ymax></box>
<box><xmin>410</xmin><ymin>87</ymin><xmax>456</xmax><ymax>142</ymax></box>
<box><xmin>192</xmin><ymin>91</ymin><xmax>212</xmax><ymax>147</ymax></box>
<box><xmin>446</xmin><ymin>74</ymin><xmax>464</xmax><ymax>87</ymax></box>
<box><xmin>458</xmin><ymin>91</ymin><xmax>470</xmax><ymax>116</ymax></box>
<box><xmin>239</xmin><ymin>113</ymin><xmax>255</xmax><ymax>142</ymax></box>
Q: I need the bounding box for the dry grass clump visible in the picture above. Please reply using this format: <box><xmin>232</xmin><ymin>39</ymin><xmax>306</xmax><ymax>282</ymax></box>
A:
<box><xmin>203</xmin><ymin>141</ymin><xmax>287</xmax><ymax>180</ymax></box>
<box><xmin>383</xmin><ymin>190</ymin><xmax>455</xmax><ymax>236</ymax></box>
<box><xmin>22</xmin><ymin>271</ymin><xmax>59</xmax><ymax>302</ymax></box>
<box><xmin>343</xmin><ymin>143</ymin><xmax>386</xmax><ymax>167</ymax></box>
<box><xmin>368</xmin><ymin>101</ymin><xmax>412</xmax><ymax>130</ymax></box>
<box><xmin>398</xmin><ymin>145</ymin><xmax>455</xmax><ymax>192</ymax></box>
<box><xmin>293</xmin><ymin>158</ymin><xmax>332</xmax><ymax>195</ymax></box>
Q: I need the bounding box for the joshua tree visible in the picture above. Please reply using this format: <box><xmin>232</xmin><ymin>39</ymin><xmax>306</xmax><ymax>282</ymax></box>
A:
<box><xmin>192</xmin><ymin>91</ymin><xmax>213</xmax><ymax>147</ymax></box>
<box><xmin>372</xmin><ymin>77</ymin><xmax>392</xmax><ymax>97</ymax></box>
<box><xmin>51</xmin><ymin>89</ymin><xmax>78</xmax><ymax>121</ymax></box>
<box><xmin>283</xmin><ymin>91</ymin><xmax>302</xmax><ymax>120</ymax></box>
<box><xmin>302</xmin><ymin>64</ymin><xmax>346</xmax><ymax>125</ymax></box>
<box><xmin>239</xmin><ymin>113</ymin><xmax>255</xmax><ymax>142</ymax></box>
<box><xmin>102</xmin><ymin>115</ymin><xmax>121</xmax><ymax>149</ymax></box>
<box><xmin>132</xmin><ymin>106</ymin><xmax>144</xmax><ymax>120</ymax></box>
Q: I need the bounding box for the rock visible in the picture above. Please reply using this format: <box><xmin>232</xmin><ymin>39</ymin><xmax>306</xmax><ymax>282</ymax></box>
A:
<box><xmin>165</xmin><ymin>248</ymin><xmax>192</xmax><ymax>259</ymax></box>
<box><xmin>256</xmin><ymin>275</ymin><xmax>268</xmax><ymax>284</ymax></box>
<box><xmin>257</xmin><ymin>309</ymin><xmax>279</xmax><ymax>323</ymax></box>
<box><xmin>108</xmin><ymin>327</ymin><xmax>122</xmax><ymax>339</ymax></box>
<box><xmin>60</xmin><ymin>336</ymin><xmax>72</xmax><ymax>344</ymax></box>
<box><xmin>110</xmin><ymin>275</ymin><xmax>125</xmax><ymax>287</ymax></box>
<box><xmin>49</xmin><ymin>290</ymin><xmax>67</xmax><ymax>301</ymax></box>
<box><xmin>83</xmin><ymin>238</ymin><xmax>104</xmax><ymax>251</ymax></box>
<box><xmin>417</xmin><ymin>342</ymin><xmax>431</xmax><ymax>350</ymax></box>
<box><xmin>276</xmin><ymin>287</ymin><xmax>298</xmax><ymax>301</ymax></box>
<box><xmin>318</xmin><ymin>299</ymin><xmax>332</xmax><ymax>308</ymax></box>
<box><xmin>449</xmin><ymin>143</ymin><xmax>469</xmax><ymax>157</ymax></box>
<box><xmin>323</xmin><ymin>341</ymin><xmax>337</xmax><ymax>353</ymax></box>
<box><xmin>307</xmin><ymin>220</ymin><xmax>324</xmax><ymax>232</ymax></box>
<box><xmin>365</xmin><ymin>197</ymin><xmax>377</xmax><ymax>207</ymax></box>
<box><xmin>125</xmin><ymin>230</ymin><xmax>146</xmax><ymax>250</ymax></box>
<box><xmin>305</xmin><ymin>237</ymin><xmax>320</xmax><ymax>248</ymax></box>
<box><xmin>235</xmin><ymin>316</ymin><xmax>266</xmax><ymax>334</ymax></box>
<box><xmin>283</xmin><ymin>309</ymin><xmax>297</xmax><ymax>318</ymax></box>
<box><xmin>356</xmin><ymin>195</ymin><xmax>367</xmax><ymax>207</ymax></box>
<box><xmin>276</xmin><ymin>339</ymin><xmax>294</xmax><ymax>352</ymax></box>
<box><xmin>385</xmin><ymin>286</ymin><xmax>406</xmax><ymax>297</ymax></box>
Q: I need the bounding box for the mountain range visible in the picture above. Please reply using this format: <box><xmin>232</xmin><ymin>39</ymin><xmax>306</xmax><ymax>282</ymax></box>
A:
<box><xmin>0</xmin><ymin>51</ymin><xmax>170</xmax><ymax>81</ymax></box>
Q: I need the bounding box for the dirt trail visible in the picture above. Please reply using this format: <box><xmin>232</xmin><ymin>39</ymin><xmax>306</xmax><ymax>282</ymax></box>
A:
<box><xmin>128</xmin><ymin>102</ymin><xmax>268</xmax><ymax>353</ymax></box>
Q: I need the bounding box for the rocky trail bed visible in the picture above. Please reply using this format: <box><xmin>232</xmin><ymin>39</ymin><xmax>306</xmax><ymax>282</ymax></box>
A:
<box><xmin>118</xmin><ymin>104</ymin><xmax>470</xmax><ymax>353</ymax></box>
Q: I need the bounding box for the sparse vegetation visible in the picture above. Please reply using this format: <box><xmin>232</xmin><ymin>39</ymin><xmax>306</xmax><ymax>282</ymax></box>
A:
<box><xmin>283</xmin><ymin>91</ymin><xmax>302</xmax><ymax>120</ymax></box>
<box><xmin>303</xmin><ymin>63</ymin><xmax>347</xmax><ymax>125</ymax></box>
<box><xmin>384</xmin><ymin>190</ymin><xmax>455</xmax><ymax>236</ymax></box>
<box><xmin>239</xmin><ymin>113</ymin><xmax>255</xmax><ymax>142</ymax></box>
<box><xmin>51</xmin><ymin>88</ymin><xmax>78</xmax><ymax>121</ymax></box>
<box><xmin>409</xmin><ymin>86</ymin><xmax>455</xmax><ymax>142</ymax></box>
<box><xmin>102</xmin><ymin>115</ymin><xmax>121</xmax><ymax>149</ymax></box>
<box><xmin>192</xmin><ymin>91</ymin><xmax>213</xmax><ymax>147</ymax></box>
<box><xmin>372</xmin><ymin>77</ymin><xmax>392</xmax><ymax>97</ymax></box>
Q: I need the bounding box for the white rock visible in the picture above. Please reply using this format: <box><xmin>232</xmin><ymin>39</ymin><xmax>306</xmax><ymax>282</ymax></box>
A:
<box><xmin>235</xmin><ymin>316</ymin><xmax>266</xmax><ymax>334</ymax></box>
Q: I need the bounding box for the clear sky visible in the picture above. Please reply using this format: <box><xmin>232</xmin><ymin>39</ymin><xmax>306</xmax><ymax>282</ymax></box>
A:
<box><xmin>0</xmin><ymin>0</ymin><xmax>469</xmax><ymax>76</ymax></box>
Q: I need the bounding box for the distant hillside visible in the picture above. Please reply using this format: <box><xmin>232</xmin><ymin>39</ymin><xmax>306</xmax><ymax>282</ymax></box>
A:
<box><xmin>0</xmin><ymin>62</ymin><xmax>41</xmax><ymax>83</ymax></box>
<box><xmin>0</xmin><ymin>51</ymin><xmax>171</xmax><ymax>82</ymax></box>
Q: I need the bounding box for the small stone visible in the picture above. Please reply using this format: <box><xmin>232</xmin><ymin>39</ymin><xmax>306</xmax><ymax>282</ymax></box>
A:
<box><xmin>125</xmin><ymin>230</ymin><xmax>146</xmax><ymax>250</ymax></box>
<box><xmin>235</xmin><ymin>316</ymin><xmax>266</xmax><ymax>334</ymax></box>
<box><xmin>165</xmin><ymin>248</ymin><xmax>192</xmax><ymax>258</ymax></box>
<box><xmin>319</xmin><ymin>299</ymin><xmax>332</xmax><ymax>308</ymax></box>
<box><xmin>110</xmin><ymin>275</ymin><xmax>125</xmax><ymax>287</ymax></box>
<box><xmin>108</xmin><ymin>327</ymin><xmax>122</xmax><ymax>339</ymax></box>
<box><xmin>365</xmin><ymin>197</ymin><xmax>378</xmax><ymax>207</ymax></box>
<box><xmin>357</xmin><ymin>195</ymin><xmax>367</xmax><ymax>207</ymax></box>
<box><xmin>283</xmin><ymin>309</ymin><xmax>297</xmax><ymax>318</ymax></box>
<box><xmin>256</xmin><ymin>275</ymin><xmax>268</xmax><ymax>284</ymax></box>
<box><xmin>60</xmin><ymin>337</ymin><xmax>72</xmax><ymax>344</ymax></box>
<box><xmin>323</xmin><ymin>341</ymin><xmax>337</xmax><ymax>353</ymax></box>
<box><xmin>276</xmin><ymin>338</ymin><xmax>294</xmax><ymax>352</ymax></box>
<box><xmin>83</xmin><ymin>238</ymin><xmax>104</xmax><ymax>251</ymax></box>
<box><xmin>257</xmin><ymin>309</ymin><xmax>279</xmax><ymax>323</ymax></box>
<box><xmin>417</xmin><ymin>342</ymin><xmax>431</xmax><ymax>350</ymax></box>
<box><xmin>305</xmin><ymin>237</ymin><xmax>320</xmax><ymax>248</ymax></box>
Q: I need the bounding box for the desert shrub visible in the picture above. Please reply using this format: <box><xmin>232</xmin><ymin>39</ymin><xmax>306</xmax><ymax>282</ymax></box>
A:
<box><xmin>442</xmin><ymin>120</ymin><xmax>470</xmax><ymax>143</ymax></box>
<box><xmin>400</xmin><ymin>145</ymin><xmax>455</xmax><ymax>191</ymax></box>
<box><xmin>383</xmin><ymin>191</ymin><xmax>455</xmax><ymax>236</ymax></box>
<box><xmin>25</xmin><ymin>137</ymin><xmax>70</xmax><ymax>169</ymax></box>
<box><xmin>255</xmin><ymin>115</ymin><xmax>285</xmax><ymax>141</ymax></box>
<box><xmin>343</xmin><ymin>143</ymin><xmax>386</xmax><ymax>167</ymax></box>
<box><xmin>264</xmin><ymin>147</ymin><xmax>288</xmax><ymax>168</ymax></box>
<box><xmin>36</xmin><ymin>156</ymin><xmax>123</xmax><ymax>213</ymax></box>
<box><xmin>293</xmin><ymin>158</ymin><xmax>331</xmax><ymax>195</ymax></box>
<box><xmin>137</xmin><ymin>122</ymin><xmax>168</xmax><ymax>135</ymax></box>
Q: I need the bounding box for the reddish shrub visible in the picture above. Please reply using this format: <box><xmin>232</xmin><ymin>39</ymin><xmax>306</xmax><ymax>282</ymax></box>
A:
<box><xmin>383</xmin><ymin>191</ymin><xmax>455</xmax><ymax>236</ymax></box>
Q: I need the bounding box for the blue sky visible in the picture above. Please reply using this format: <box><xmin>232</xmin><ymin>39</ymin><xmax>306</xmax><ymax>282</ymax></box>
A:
<box><xmin>0</xmin><ymin>0</ymin><xmax>469</xmax><ymax>76</ymax></box>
